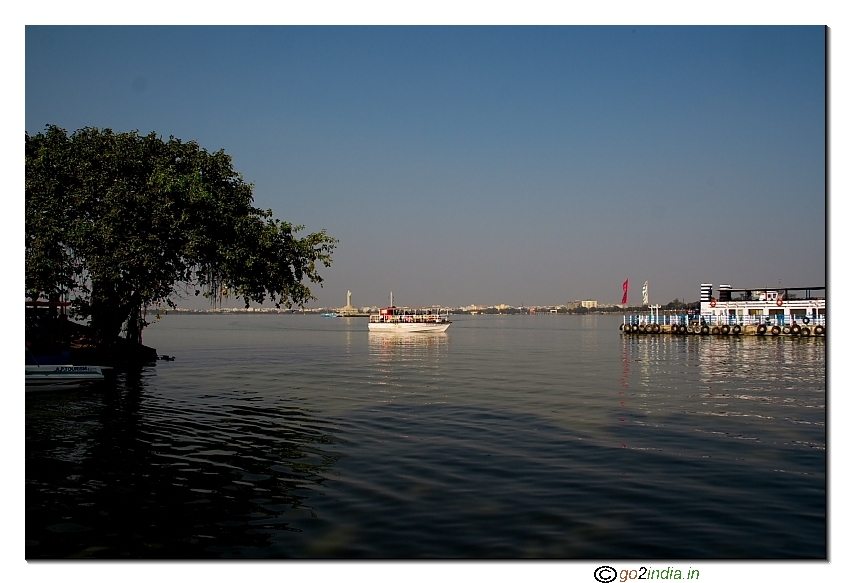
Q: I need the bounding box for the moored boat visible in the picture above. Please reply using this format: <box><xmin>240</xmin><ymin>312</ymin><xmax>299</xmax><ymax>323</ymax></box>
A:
<box><xmin>620</xmin><ymin>283</ymin><xmax>826</xmax><ymax>336</ymax></box>
<box><xmin>26</xmin><ymin>365</ymin><xmax>107</xmax><ymax>392</ymax></box>
<box><xmin>699</xmin><ymin>283</ymin><xmax>825</xmax><ymax>327</ymax></box>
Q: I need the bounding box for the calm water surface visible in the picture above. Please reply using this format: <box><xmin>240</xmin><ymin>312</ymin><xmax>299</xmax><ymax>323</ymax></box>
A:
<box><xmin>26</xmin><ymin>314</ymin><xmax>826</xmax><ymax>558</ymax></box>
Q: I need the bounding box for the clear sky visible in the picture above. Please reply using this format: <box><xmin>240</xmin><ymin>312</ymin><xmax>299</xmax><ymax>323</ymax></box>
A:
<box><xmin>25</xmin><ymin>24</ymin><xmax>826</xmax><ymax>309</ymax></box>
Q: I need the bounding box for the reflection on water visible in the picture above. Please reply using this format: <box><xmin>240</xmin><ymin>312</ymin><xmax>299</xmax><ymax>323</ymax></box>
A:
<box><xmin>368</xmin><ymin>331</ymin><xmax>449</xmax><ymax>361</ymax></box>
<box><xmin>26</xmin><ymin>369</ymin><xmax>342</xmax><ymax>558</ymax></box>
<box><xmin>618</xmin><ymin>334</ymin><xmax>825</xmax><ymax>453</ymax></box>
<box><xmin>27</xmin><ymin>315</ymin><xmax>825</xmax><ymax>558</ymax></box>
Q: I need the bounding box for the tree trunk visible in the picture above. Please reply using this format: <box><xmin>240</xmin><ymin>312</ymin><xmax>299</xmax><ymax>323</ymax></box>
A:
<box><xmin>90</xmin><ymin>282</ymin><xmax>132</xmax><ymax>346</ymax></box>
<box><xmin>126</xmin><ymin>297</ymin><xmax>144</xmax><ymax>345</ymax></box>
<box><xmin>48</xmin><ymin>292</ymin><xmax>59</xmax><ymax>319</ymax></box>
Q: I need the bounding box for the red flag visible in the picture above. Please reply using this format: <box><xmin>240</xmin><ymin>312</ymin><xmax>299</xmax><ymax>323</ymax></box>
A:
<box><xmin>622</xmin><ymin>279</ymin><xmax>629</xmax><ymax>304</ymax></box>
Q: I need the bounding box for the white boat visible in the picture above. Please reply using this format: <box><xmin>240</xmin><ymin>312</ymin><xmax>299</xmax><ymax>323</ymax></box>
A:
<box><xmin>26</xmin><ymin>365</ymin><xmax>106</xmax><ymax>392</ymax></box>
<box><xmin>699</xmin><ymin>284</ymin><xmax>825</xmax><ymax>327</ymax></box>
<box><xmin>368</xmin><ymin>294</ymin><xmax>451</xmax><ymax>333</ymax></box>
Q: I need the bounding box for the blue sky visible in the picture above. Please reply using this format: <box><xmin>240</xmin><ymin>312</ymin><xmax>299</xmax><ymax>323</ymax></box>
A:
<box><xmin>25</xmin><ymin>25</ymin><xmax>826</xmax><ymax>308</ymax></box>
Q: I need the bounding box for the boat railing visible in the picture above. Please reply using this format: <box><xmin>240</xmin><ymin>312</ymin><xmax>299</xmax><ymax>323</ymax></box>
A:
<box><xmin>622</xmin><ymin>314</ymin><xmax>826</xmax><ymax>327</ymax></box>
<box><xmin>370</xmin><ymin>309</ymin><xmax>450</xmax><ymax>324</ymax></box>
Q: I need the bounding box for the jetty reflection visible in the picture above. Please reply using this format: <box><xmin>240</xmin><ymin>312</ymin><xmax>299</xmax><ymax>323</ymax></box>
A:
<box><xmin>619</xmin><ymin>333</ymin><xmax>825</xmax><ymax>429</ymax></box>
<box><xmin>621</xmin><ymin>333</ymin><xmax>824</xmax><ymax>383</ymax></box>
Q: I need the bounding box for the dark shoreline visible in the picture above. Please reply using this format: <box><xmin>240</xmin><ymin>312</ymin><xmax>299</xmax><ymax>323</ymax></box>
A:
<box><xmin>26</xmin><ymin>318</ymin><xmax>157</xmax><ymax>368</ymax></box>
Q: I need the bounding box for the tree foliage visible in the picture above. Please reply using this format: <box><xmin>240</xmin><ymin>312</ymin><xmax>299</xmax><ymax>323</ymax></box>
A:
<box><xmin>26</xmin><ymin>125</ymin><xmax>337</xmax><ymax>344</ymax></box>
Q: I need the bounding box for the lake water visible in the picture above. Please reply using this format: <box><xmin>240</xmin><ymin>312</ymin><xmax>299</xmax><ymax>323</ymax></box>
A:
<box><xmin>25</xmin><ymin>314</ymin><xmax>826</xmax><ymax>559</ymax></box>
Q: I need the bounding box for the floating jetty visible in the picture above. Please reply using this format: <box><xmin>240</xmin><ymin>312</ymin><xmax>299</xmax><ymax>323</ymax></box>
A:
<box><xmin>621</xmin><ymin>283</ymin><xmax>825</xmax><ymax>338</ymax></box>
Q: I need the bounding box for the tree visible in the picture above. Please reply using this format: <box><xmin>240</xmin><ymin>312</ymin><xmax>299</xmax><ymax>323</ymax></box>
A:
<box><xmin>26</xmin><ymin>125</ymin><xmax>337</xmax><ymax>344</ymax></box>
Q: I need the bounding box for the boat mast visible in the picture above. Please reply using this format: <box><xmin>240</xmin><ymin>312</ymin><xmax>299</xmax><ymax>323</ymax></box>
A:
<box><xmin>390</xmin><ymin>291</ymin><xmax>393</xmax><ymax>307</ymax></box>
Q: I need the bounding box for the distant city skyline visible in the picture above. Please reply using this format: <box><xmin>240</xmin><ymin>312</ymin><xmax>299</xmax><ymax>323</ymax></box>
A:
<box><xmin>24</xmin><ymin>25</ymin><xmax>826</xmax><ymax>311</ymax></box>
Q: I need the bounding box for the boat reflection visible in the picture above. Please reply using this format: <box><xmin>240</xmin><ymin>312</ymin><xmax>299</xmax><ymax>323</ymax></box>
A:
<box><xmin>368</xmin><ymin>331</ymin><xmax>449</xmax><ymax>363</ymax></box>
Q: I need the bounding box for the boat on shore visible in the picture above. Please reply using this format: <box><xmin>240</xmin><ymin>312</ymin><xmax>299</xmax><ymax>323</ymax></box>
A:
<box><xmin>25</xmin><ymin>365</ymin><xmax>108</xmax><ymax>392</ymax></box>
<box><xmin>368</xmin><ymin>294</ymin><xmax>451</xmax><ymax>333</ymax></box>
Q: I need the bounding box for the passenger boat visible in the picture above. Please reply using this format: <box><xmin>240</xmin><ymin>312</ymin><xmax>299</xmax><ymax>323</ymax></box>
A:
<box><xmin>368</xmin><ymin>294</ymin><xmax>451</xmax><ymax>333</ymax></box>
<box><xmin>699</xmin><ymin>283</ymin><xmax>825</xmax><ymax>327</ymax></box>
<box><xmin>25</xmin><ymin>365</ymin><xmax>107</xmax><ymax>392</ymax></box>
<box><xmin>621</xmin><ymin>283</ymin><xmax>826</xmax><ymax>336</ymax></box>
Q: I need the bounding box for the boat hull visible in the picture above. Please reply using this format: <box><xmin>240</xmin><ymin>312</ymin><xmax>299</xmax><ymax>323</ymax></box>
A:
<box><xmin>368</xmin><ymin>322</ymin><xmax>451</xmax><ymax>333</ymax></box>
<box><xmin>25</xmin><ymin>365</ymin><xmax>106</xmax><ymax>392</ymax></box>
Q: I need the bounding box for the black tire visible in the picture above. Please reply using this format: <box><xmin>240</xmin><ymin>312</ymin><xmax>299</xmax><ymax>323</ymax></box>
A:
<box><xmin>619</xmin><ymin>323</ymin><xmax>624</xmax><ymax>331</ymax></box>
<box><xmin>732</xmin><ymin>325</ymin><xmax>742</xmax><ymax>335</ymax></box>
<box><xmin>782</xmin><ymin>326</ymin><xmax>791</xmax><ymax>335</ymax></box>
<box><xmin>652</xmin><ymin>324</ymin><xmax>660</xmax><ymax>333</ymax></box>
<box><xmin>790</xmin><ymin>324</ymin><xmax>801</xmax><ymax>335</ymax></box>
<box><xmin>771</xmin><ymin>326</ymin><xmax>781</xmax><ymax>336</ymax></box>
<box><xmin>700</xmin><ymin>326</ymin><xmax>709</xmax><ymax>335</ymax></box>
<box><xmin>711</xmin><ymin>326</ymin><xmax>720</xmax><ymax>335</ymax></box>
<box><xmin>814</xmin><ymin>325</ymin><xmax>824</xmax><ymax>335</ymax></box>
<box><xmin>801</xmin><ymin>327</ymin><xmax>811</xmax><ymax>337</ymax></box>
<box><xmin>670</xmin><ymin>324</ymin><xmax>678</xmax><ymax>334</ymax></box>
<box><xmin>756</xmin><ymin>324</ymin><xmax>767</xmax><ymax>335</ymax></box>
<box><xmin>721</xmin><ymin>325</ymin><xmax>730</xmax><ymax>335</ymax></box>
<box><xmin>803</xmin><ymin>317</ymin><xmax>810</xmax><ymax>324</ymax></box>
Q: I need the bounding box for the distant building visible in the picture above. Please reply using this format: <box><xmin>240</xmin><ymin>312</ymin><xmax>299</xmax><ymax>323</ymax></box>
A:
<box><xmin>566</xmin><ymin>300</ymin><xmax>597</xmax><ymax>310</ymax></box>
